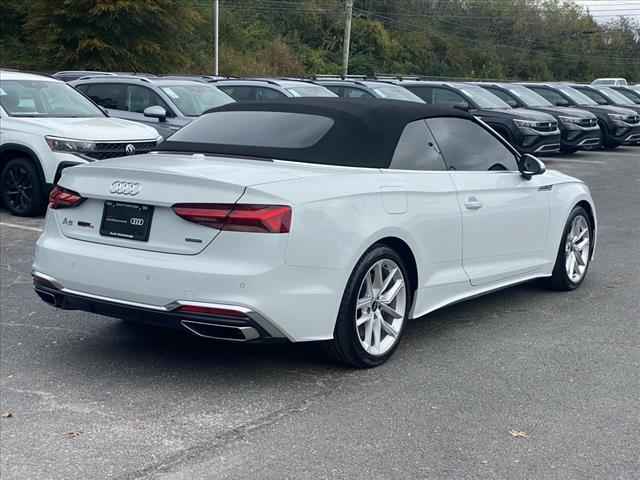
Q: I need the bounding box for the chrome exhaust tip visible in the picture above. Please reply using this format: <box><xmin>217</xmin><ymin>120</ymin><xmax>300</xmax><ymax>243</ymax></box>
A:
<box><xmin>180</xmin><ymin>320</ymin><xmax>260</xmax><ymax>342</ymax></box>
<box><xmin>35</xmin><ymin>289</ymin><xmax>57</xmax><ymax>306</ymax></box>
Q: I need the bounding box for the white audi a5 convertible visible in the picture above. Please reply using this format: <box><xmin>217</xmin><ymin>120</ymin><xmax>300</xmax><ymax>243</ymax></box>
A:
<box><xmin>33</xmin><ymin>99</ymin><xmax>596</xmax><ymax>367</ymax></box>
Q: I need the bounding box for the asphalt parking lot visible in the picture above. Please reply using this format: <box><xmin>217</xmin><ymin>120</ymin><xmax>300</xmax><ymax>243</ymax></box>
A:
<box><xmin>1</xmin><ymin>148</ymin><xmax>639</xmax><ymax>480</ymax></box>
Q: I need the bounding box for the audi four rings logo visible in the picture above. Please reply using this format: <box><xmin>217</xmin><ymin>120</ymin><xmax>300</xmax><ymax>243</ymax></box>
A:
<box><xmin>130</xmin><ymin>218</ymin><xmax>145</xmax><ymax>226</ymax></box>
<box><xmin>110</xmin><ymin>181</ymin><xmax>141</xmax><ymax>196</ymax></box>
<box><xmin>125</xmin><ymin>144</ymin><xmax>136</xmax><ymax>155</ymax></box>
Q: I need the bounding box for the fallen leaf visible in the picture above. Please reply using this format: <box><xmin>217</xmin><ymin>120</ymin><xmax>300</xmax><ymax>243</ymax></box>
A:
<box><xmin>509</xmin><ymin>430</ymin><xmax>529</xmax><ymax>439</ymax></box>
<box><xmin>63</xmin><ymin>431</ymin><xmax>82</xmax><ymax>439</ymax></box>
<box><xmin>1</xmin><ymin>412</ymin><xmax>13</xmax><ymax>418</ymax></box>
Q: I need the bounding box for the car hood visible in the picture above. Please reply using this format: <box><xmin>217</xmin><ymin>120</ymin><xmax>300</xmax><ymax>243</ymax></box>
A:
<box><xmin>14</xmin><ymin>117</ymin><xmax>160</xmax><ymax>141</ymax></box>
<box><xmin>611</xmin><ymin>104</ymin><xmax>640</xmax><ymax>114</ymax></box>
<box><xmin>530</xmin><ymin>106</ymin><xmax>597</xmax><ymax>120</ymax></box>
<box><xmin>478</xmin><ymin>108</ymin><xmax>556</xmax><ymax>121</ymax></box>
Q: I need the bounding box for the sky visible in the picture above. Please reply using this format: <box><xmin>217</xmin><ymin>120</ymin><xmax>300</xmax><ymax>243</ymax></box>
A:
<box><xmin>572</xmin><ymin>0</ymin><xmax>640</xmax><ymax>23</ymax></box>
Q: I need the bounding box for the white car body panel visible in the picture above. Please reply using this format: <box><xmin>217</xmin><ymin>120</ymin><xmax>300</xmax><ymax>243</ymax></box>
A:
<box><xmin>33</xmin><ymin>152</ymin><xmax>596</xmax><ymax>342</ymax></box>
<box><xmin>449</xmin><ymin>170</ymin><xmax>551</xmax><ymax>286</ymax></box>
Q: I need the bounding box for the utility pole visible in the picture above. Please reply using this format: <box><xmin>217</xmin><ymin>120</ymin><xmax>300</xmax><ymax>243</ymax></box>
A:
<box><xmin>213</xmin><ymin>0</ymin><xmax>219</xmax><ymax>75</ymax></box>
<box><xmin>342</xmin><ymin>0</ymin><xmax>354</xmax><ymax>77</ymax></box>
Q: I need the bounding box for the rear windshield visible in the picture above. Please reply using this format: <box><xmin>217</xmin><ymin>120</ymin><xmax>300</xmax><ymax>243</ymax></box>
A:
<box><xmin>157</xmin><ymin>107</ymin><xmax>398</xmax><ymax>168</ymax></box>
<box><xmin>165</xmin><ymin>111</ymin><xmax>334</xmax><ymax>148</ymax></box>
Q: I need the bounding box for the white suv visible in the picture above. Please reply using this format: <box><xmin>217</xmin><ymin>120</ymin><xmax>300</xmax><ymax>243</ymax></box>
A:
<box><xmin>0</xmin><ymin>71</ymin><xmax>161</xmax><ymax>216</ymax></box>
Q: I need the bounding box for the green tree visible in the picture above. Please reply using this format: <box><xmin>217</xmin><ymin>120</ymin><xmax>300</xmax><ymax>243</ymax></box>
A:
<box><xmin>23</xmin><ymin>0</ymin><xmax>205</xmax><ymax>73</ymax></box>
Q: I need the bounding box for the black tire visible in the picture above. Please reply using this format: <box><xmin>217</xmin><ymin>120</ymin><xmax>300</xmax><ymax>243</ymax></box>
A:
<box><xmin>599</xmin><ymin>121</ymin><xmax>620</xmax><ymax>150</ymax></box>
<box><xmin>543</xmin><ymin>206</ymin><xmax>594</xmax><ymax>291</ymax></box>
<box><xmin>0</xmin><ymin>157</ymin><xmax>47</xmax><ymax>216</ymax></box>
<box><xmin>325</xmin><ymin>245</ymin><xmax>413</xmax><ymax>368</ymax></box>
<box><xmin>560</xmin><ymin>147</ymin><xmax>578</xmax><ymax>155</ymax></box>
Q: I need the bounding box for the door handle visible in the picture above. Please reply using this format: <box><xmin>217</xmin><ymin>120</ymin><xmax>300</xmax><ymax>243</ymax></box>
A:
<box><xmin>464</xmin><ymin>196</ymin><xmax>483</xmax><ymax>210</ymax></box>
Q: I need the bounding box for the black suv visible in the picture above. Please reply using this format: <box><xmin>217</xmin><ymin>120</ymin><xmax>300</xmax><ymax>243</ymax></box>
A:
<box><xmin>518</xmin><ymin>83</ymin><xmax>640</xmax><ymax>149</ymax></box>
<box><xmin>473</xmin><ymin>82</ymin><xmax>601</xmax><ymax>153</ymax></box>
<box><xmin>571</xmin><ymin>84</ymin><xmax>640</xmax><ymax>145</ymax></box>
<box><xmin>396</xmin><ymin>81</ymin><xmax>561</xmax><ymax>154</ymax></box>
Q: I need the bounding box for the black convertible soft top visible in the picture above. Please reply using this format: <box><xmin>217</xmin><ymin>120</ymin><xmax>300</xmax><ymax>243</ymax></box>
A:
<box><xmin>158</xmin><ymin>98</ymin><xmax>475</xmax><ymax>168</ymax></box>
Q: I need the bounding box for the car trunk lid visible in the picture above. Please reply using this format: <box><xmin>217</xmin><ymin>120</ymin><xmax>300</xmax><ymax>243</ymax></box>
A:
<box><xmin>53</xmin><ymin>153</ymin><xmax>321</xmax><ymax>255</ymax></box>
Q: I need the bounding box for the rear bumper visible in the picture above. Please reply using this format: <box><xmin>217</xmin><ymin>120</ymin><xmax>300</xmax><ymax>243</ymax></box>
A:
<box><xmin>32</xmin><ymin>215</ymin><xmax>345</xmax><ymax>342</ymax></box>
<box><xmin>33</xmin><ymin>271</ymin><xmax>278</xmax><ymax>342</ymax></box>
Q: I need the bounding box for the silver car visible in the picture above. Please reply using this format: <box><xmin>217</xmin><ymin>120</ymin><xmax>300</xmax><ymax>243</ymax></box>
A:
<box><xmin>213</xmin><ymin>78</ymin><xmax>338</xmax><ymax>101</ymax></box>
<box><xmin>71</xmin><ymin>76</ymin><xmax>234</xmax><ymax>138</ymax></box>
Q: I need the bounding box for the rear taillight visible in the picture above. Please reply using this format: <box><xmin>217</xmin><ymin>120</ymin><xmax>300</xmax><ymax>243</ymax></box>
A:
<box><xmin>173</xmin><ymin>204</ymin><xmax>292</xmax><ymax>233</ymax></box>
<box><xmin>49</xmin><ymin>186</ymin><xmax>85</xmax><ymax>209</ymax></box>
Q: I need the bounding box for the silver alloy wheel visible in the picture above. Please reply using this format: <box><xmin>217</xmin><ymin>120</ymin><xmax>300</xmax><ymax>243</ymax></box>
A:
<box><xmin>565</xmin><ymin>215</ymin><xmax>591</xmax><ymax>283</ymax></box>
<box><xmin>355</xmin><ymin>259</ymin><xmax>407</xmax><ymax>356</ymax></box>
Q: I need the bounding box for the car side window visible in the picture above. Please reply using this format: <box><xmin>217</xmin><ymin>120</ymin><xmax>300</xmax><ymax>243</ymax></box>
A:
<box><xmin>486</xmin><ymin>88</ymin><xmax>518</xmax><ymax>107</ymax></box>
<box><xmin>84</xmin><ymin>83</ymin><xmax>127</xmax><ymax>110</ymax></box>
<box><xmin>427</xmin><ymin>117</ymin><xmax>519</xmax><ymax>172</ymax></box>
<box><xmin>576</xmin><ymin>88</ymin><xmax>608</xmax><ymax>105</ymax></box>
<box><xmin>390</xmin><ymin>120</ymin><xmax>446</xmax><ymax>171</ymax></box>
<box><xmin>256</xmin><ymin>87</ymin><xmax>287</xmax><ymax>100</ymax></box>
<box><xmin>432</xmin><ymin>88</ymin><xmax>469</xmax><ymax>108</ymax></box>
<box><xmin>528</xmin><ymin>87</ymin><xmax>564</xmax><ymax>106</ymax></box>
<box><xmin>217</xmin><ymin>85</ymin><xmax>256</xmax><ymax>101</ymax></box>
<box><xmin>344</xmin><ymin>87</ymin><xmax>374</xmax><ymax>99</ymax></box>
<box><xmin>325</xmin><ymin>85</ymin><xmax>343</xmax><ymax>97</ymax></box>
<box><xmin>404</xmin><ymin>86</ymin><xmax>432</xmax><ymax>104</ymax></box>
<box><xmin>128</xmin><ymin>85</ymin><xmax>172</xmax><ymax>115</ymax></box>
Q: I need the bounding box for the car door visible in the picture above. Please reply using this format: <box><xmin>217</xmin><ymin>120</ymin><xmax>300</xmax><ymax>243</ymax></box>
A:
<box><xmin>426</xmin><ymin>117</ymin><xmax>551</xmax><ymax>286</ymax></box>
<box><xmin>383</xmin><ymin>120</ymin><xmax>468</xmax><ymax>316</ymax></box>
<box><xmin>123</xmin><ymin>85</ymin><xmax>176</xmax><ymax>138</ymax></box>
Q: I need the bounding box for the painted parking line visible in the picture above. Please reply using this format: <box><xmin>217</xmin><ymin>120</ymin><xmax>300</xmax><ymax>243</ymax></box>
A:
<box><xmin>0</xmin><ymin>222</ymin><xmax>43</xmax><ymax>233</ymax></box>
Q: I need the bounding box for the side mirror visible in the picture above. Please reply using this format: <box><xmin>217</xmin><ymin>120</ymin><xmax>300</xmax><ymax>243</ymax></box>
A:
<box><xmin>452</xmin><ymin>102</ymin><xmax>470</xmax><ymax>112</ymax></box>
<box><xmin>144</xmin><ymin>105</ymin><xmax>167</xmax><ymax>122</ymax></box>
<box><xmin>520</xmin><ymin>153</ymin><xmax>546</xmax><ymax>179</ymax></box>
<box><xmin>99</xmin><ymin>106</ymin><xmax>110</xmax><ymax>117</ymax></box>
<box><xmin>556</xmin><ymin>99</ymin><xmax>570</xmax><ymax>107</ymax></box>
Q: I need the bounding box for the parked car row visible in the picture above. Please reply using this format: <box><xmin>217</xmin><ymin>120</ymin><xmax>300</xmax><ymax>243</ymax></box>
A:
<box><xmin>316</xmin><ymin>77</ymin><xmax>640</xmax><ymax>152</ymax></box>
<box><xmin>54</xmin><ymin>70</ymin><xmax>640</xmax><ymax>153</ymax></box>
<box><xmin>1</xmin><ymin>68</ymin><xmax>639</xmax><ymax>218</ymax></box>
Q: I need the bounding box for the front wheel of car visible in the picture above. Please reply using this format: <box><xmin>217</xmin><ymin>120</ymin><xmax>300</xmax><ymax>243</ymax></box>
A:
<box><xmin>0</xmin><ymin>158</ymin><xmax>46</xmax><ymax>216</ymax></box>
<box><xmin>544</xmin><ymin>206</ymin><xmax>593</xmax><ymax>291</ymax></box>
<box><xmin>327</xmin><ymin>245</ymin><xmax>412</xmax><ymax>368</ymax></box>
